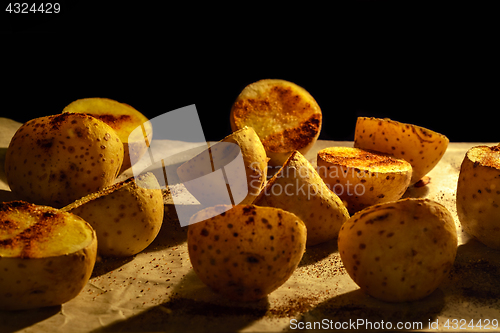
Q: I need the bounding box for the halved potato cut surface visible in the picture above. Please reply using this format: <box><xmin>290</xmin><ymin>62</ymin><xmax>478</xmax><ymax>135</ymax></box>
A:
<box><xmin>0</xmin><ymin>201</ymin><xmax>95</xmax><ymax>258</ymax></box>
<box><xmin>230</xmin><ymin>79</ymin><xmax>322</xmax><ymax>165</ymax></box>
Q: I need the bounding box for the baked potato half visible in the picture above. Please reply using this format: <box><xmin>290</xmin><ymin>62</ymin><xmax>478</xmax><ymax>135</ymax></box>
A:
<box><xmin>317</xmin><ymin>147</ymin><xmax>412</xmax><ymax>214</ymax></box>
<box><xmin>230</xmin><ymin>79</ymin><xmax>322</xmax><ymax>166</ymax></box>
<box><xmin>354</xmin><ymin>117</ymin><xmax>448</xmax><ymax>184</ymax></box>
<box><xmin>5</xmin><ymin>113</ymin><xmax>124</xmax><ymax>208</ymax></box>
<box><xmin>62</xmin><ymin>172</ymin><xmax>164</xmax><ymax>257</ymax></box>
<box><xmin>0</xmin><ymin>201</ymin><xmax>97</xmax><ymax>310</ymax></box>
<box><xmin>338</xmin><ymin>198</ymin><xmax>457</xmax><ymax>302</ymax></box>
<box><xmin>253</xmin><ymin>150</ymin><xmax>350</xmax><ymax>246</ymax></box>
<box><xmin>177</xmin><ymin>126</ymin><xmax>268</xmax><ymax>207</ymax></box>
<box><xmin>188</xmin><ymin>204</ymin><xmax>306</xmax><ymax>302</ymax></box>
<box><xmin>456</xmin><ymin>145</ymin><xmax>500</xmax><ymax>249</ymax></box>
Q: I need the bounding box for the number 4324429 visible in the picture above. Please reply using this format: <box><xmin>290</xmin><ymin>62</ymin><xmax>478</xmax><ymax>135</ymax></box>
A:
<box><xmin>6</xmin><ymin>3</ymin><xmax>60</xmax><ymax>13</ymax></box>
<box><xmin>443</xmin><ymin>319</ymin><xmax>498</xmax><ymax>330</ymax></box>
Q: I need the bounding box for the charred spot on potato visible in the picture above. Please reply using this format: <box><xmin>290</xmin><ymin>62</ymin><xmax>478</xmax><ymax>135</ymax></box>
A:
<box><xmin>243</xmin><ymin>206</ymin><xmax>256</xmax><ymax>215</ymax></box>
<box><xmin>88</xmin><ymin>114</ymin><xmax>132</xmax><ymax>130</ymax></box>
<box><xmin>246</xmin><ymin>256</ymin><xmax>260</xmax><ymax>264</ymax></box>
<box><xmin>36</xmin><ymin>138</ymin><xmax>54</xmax><ymax>150</ymax></box>
<box><xmin>262</xmin><ymin>114</ymin><xmax>321</xmax><ymax>153</ymax></box>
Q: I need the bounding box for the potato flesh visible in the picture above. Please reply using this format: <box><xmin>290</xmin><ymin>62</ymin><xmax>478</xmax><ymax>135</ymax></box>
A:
<box><xmin>188</xmin><ymin>204</ymin><xmax>306</xmax><ymax>302</ymax></box>
<box><xmin>230</xmin><ymin>79</ymin><xmax>322</xmax><ymax>165</ymax></box>
<box><xmin>338</xmin><ymin>198</ymin><xmax>457</xmax><ymax>302</ymax></box>
<box><xmin>318</xmin><ymin>147</ymin><xmax>412</xmax><ymax>173</ymax></box>
<box><xmin>317</xmin><ymin>147</ymin><xmax>412</xmax><ymax>213</ymax></box>
<box><xmin>354</xmin><ymin>117</ymin><xmax>448</xmax><ymax>184</ymax></box>
<box><xmin>231</xmin><ymin>79</ymin><xmax>321</xmax><ymax>139</ymax></box>
<box><xmin>456</xmin><ymin>145</ymin><xmax>500</xmax><ymax>249</ymax></box>
<box><xmin>0</xmin><ymin>201</ymin><xmax>95</xmax><ymax>258</ymax></box>
<box><xmin>0</xmin><ymin>201</ymin><xmax>97</xmax><ymax>310</ymax></box>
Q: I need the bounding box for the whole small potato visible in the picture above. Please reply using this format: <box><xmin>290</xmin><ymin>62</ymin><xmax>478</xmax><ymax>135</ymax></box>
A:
<box><xmin>0</xmin><ymin>201</ymin><xmax>97</xmax><ymax>310</ymax></box>
<box><xmin>338</xmin><ymin>198</ymin><xmax>457</xmax><ymax>302</ymax></box>
<box><xmin>5</xmin><ymin>113</ymin><xmax>124</xmax><ymax>208</ymax></box>
<box><xmin>456</xmin><ymin>145</ymin><xmax>500</xmax><ymax>249</ymax></box>
<box><xmin>188</xmin><ymin>204</ymin><xmax>306</xmax><ymax>302</ymax></box>
<box><xmin>63</xmin><ymin>172</ymin><xmax>164</xmax><ymax>257</ymax></box>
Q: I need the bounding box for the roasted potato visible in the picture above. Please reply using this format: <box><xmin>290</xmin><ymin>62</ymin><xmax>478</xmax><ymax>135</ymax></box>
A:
<box><xmin>338</xmin><ymin>198</ymin><xmax>457</xmax><ymax>302</ymax></box>
<box><xmin>63</xmin><ymin>97</ymin><xmax>153</xmax><ymax>173</ymax></box>
<box><xmin>62</xmin><ymin>172</ymin><xmax>164</xmax><ymax>257</ymax></box>
<box><xmin>188</xmin><ymin>204</ymin><xmax>306</xmax><ymax>302</ymax></box>
<box><xmin>230</xmin><ymin>79</ymin><xmax>322</xmax><ymax>166</ymax></box>
<box><xmin>5</xmin><ymin>113</ymin><xmax>124</xmax><ymax>208</ymax></box>
<box><xmin>253</xmin><ymin>151</ymin><xmax>350</xmax><ymax>246</ymax></box>
<box><xmin>456</xmin><ymin>145</ymin><xmax>500</xmax><ymax>249</ymax></box>
<box><xmin>177</xmin><ymin>126</ymin><xmax>268</xmax><ymax>206</ymax></box>
<box><xmin>317</xmin><ymin>147</ymin><xmax>412</xmax><ymax>214</ymax></box>
<box><xmin>354</xmin><ymin>117</ymin><xmax>448</xmax><ymax>184</ymax></box>
<box><xmin>0</xmin><ymin>201</ymin><xmax>97</xmax><ymax>310</ymax></box>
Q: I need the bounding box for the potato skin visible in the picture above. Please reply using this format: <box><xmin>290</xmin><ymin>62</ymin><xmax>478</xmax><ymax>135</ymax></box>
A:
<box><xmin>63</xmin><ymin>97</ymin><xmax>153</xmax><ymax>173</ymax></box>
<box><xmin>65</xmin><ymin>173</ymin><xmax>164</xmax><ymax>257</ymax></box>
<box><xmin>221</xmin><ymin>126</ymin><xmax>268</xmax><ymax>204</ymax></box>
<box><xmin>456</xmin><ymin>145</ymin><xmax>500</xmax><ymax>249</ymax></box>
<box><xmin>5</xmin><ymin>113</ymin><xmax>124</xmax><ymax>208</ymax></box>
<box><xmin>338</xmin><ymin>198</ymin><xmax>457</xmax><ymax>302</ymax></box>
<box><xmin>253</xmin><ymin>151</ymin><xmax>350</xmax><ymax>246</ymax></box>
<box><xmin>354</xmin><ymin>117</ymin><xmax>448</xmax><ymax>184</ymax></box>
<box><xmin>177</xmin><ymin>126</ymin><xmax>268</xmax><ymax>206</ymax></box>
<box><xmin>187</xmin><ymin>205</ymin><xmax>306</xmax><ymax>302</ymax></box>
<box><xmin>0</xmin><ymin>245</ymin><xmax>96</xmax><ymax>310</ymax></box>
<box><xmin>317</xmin><ymin>147</ymin><xmax>412</xmax><ymax>214</ymax></box>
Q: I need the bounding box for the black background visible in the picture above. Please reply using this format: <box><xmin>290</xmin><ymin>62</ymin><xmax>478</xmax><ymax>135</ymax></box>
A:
<box><xmin>2</xmin><ymin>3</ymin><xmax>498</xmax><ymax>143</ymax></box>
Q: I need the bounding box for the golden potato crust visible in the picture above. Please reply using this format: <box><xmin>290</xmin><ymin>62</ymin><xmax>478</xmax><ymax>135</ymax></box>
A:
<box><xmin>230</xmin><ymin>79</ymin><xmax>322</xmax><ymax>165</ymax></box>
<box><xmin>0</xmin><ymin>201</ymin><xmax>97</xmax><ymax>310</ymax></box>
<box><xmin>0</xmin><ymin>201</ymin><xmax>67</xmax><ymax>258</ymax></box>
<box><xmin>0</xmin><ymin>201</ymin><xmax>95</xmax><ymax>259</ymax></box>
<box><xmin>317</xmin><ymin>147</ymin><xmax>412</xmax><ymax>214</ymax></box>
<box><xmin>318</xmin><ymin>147</ymin><xmax>409</xmax><ymax>171</ymax></box>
